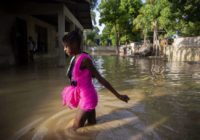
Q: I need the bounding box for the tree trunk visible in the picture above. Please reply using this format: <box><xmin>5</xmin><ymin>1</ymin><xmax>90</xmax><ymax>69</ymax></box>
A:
<box><xmin>153</xmin><ymin>20</ymin><xmax>159</xmax><ymax>56</ymax></box>
<box><xmin>143</xmin><ymin>28</ymin><xmax>148</xmax><ymax>47</ymax></box>
<box><xmin>153</xmin><ymin>27</ymin><xmax>156</xmax><ymax>56</ymax></box>
<box><xmin>144</xmin><ymin>33</ymin><xmax>147</xmax><ymax>47</ymax></box>
<box><xmin>114</xmin><ymin>23</ymin><xmax>120</xmax><ymax>54</ymax></box>
<box><xmin>116</xmin><ymin>31</ymin><xmax>120</xmax><ymax>54</ymax></box>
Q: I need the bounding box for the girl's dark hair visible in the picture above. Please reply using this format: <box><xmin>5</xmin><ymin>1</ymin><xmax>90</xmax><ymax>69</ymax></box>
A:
<box><xmin>62</xmin><ymin>30</ymin><xmax>82</xmax><ymax>48</ymax></box>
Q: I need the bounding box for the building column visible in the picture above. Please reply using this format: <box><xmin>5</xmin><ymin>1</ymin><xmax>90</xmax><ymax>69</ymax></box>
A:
<box><xmin>79</xmin><ymin>30</ymin><xmax>85</xmax><ymax>51</ymax></box>
<box><xmin>62</xmin><ymin>5</ymin><xmax>84</xmax><ymax>51</ymax></box>
<box><xmin>58</xmin><ymin>9</ymin><xmax>65</xmax><ymax>66</ymax></box>
<box><xmin>69</xmin><ymin>23</ymin><xmax>75</xmax><ymax>31</ymax></box>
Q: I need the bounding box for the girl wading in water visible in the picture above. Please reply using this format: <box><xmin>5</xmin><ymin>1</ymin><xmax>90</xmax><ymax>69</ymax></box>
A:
<box><xmin>61</xmin><ymin>30</ymin><xmax>130</xmax><ymax>130</ymax></box>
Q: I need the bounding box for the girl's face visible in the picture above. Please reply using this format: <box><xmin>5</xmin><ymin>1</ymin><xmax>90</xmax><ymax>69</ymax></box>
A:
<box><xmin>63</xmin><ymin>42</ymin><xmax>75</xmax><ymax>56</ymax></box>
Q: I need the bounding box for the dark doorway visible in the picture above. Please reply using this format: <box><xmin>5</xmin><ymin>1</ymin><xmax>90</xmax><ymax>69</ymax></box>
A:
<box><xmin>15</xmin><ymin>18</ymin><xmax>28</xmax><ymax>65</ymax></box>
<box><xmin>35</xmin><ymin>25</ymin><xmax>48</xmax><ymax>54</ymax></box>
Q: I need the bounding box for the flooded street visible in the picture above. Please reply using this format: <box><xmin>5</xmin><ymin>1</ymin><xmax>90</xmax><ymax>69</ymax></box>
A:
<box><xmin>0</xmin><ymin>55</ymin><xmax>200</xmax><ymax>140</ymax></box>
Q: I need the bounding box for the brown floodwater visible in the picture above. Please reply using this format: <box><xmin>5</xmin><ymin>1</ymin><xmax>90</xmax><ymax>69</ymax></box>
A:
<box><xmin>0</xmin><ymin>55</ymin><xmax>200</xmax><ymax>140</ymax></box>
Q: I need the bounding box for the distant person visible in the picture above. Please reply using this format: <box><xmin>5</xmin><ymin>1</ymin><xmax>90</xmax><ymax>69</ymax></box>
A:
<box><xmin>107</xmin><ymin>39</ymin><xmax>112</xmax><ymax>46</ymax></box>
<box><xmin>27</xmin><ymin>36</ymin><xmax>36</xmax><ymax>62</ymax></box>
<box><xmin>61</xmin><ymin>31</ymin><xmax>130</xmax><ymax>130</ymax></box>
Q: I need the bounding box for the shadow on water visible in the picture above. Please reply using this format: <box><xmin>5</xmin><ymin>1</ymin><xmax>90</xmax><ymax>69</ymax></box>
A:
<box><xmin>0</xmin><ymin>55</ymin><xmax>200</xmax><ymax>140</ymax></box>
<box><xmin>44</xmin><ymin>90</ymin><xmax>199</xmax><ymax>140</ymax></box>
<box><xmin>0</xmin><ymin>57</ymin><xmax>69</xmax><ymax>140</ymax></box>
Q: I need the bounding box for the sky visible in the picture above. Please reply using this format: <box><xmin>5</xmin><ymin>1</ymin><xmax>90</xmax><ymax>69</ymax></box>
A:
<box><xmin>94</xmin><ymin>0</ymin><xmax>146</xmax><ymax>34</ymax></box>
<box><xmin>94</xmin><ymin>0</ymin><xmax>104</xmax><ymax>34</ymax></box>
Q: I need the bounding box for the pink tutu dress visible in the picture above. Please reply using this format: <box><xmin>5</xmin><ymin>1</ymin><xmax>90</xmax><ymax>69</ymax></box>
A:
<box><xmin>61</xmin><ymin>53</ymin><xmax>98</xmax><ymax>111</ymax></box>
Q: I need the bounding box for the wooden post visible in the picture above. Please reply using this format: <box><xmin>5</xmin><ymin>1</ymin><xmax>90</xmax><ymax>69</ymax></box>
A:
<box><xmin>58</xmin><ymin>7</ymin><xmax>65</xmax><ymax>66</ymax></box>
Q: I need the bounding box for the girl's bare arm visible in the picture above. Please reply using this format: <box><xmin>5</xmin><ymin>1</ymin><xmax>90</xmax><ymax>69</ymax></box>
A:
<box><xmin>81</xmin><ymin>58</ymin><xmax>130</xmax><ymax>103</ymax></box>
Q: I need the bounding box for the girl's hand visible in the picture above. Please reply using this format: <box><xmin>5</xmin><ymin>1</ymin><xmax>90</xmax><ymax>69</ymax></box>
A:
<box><xmin>81</xmin><ymin>58</ymin><xmax>130</xmax><ymax>103</ymax></box>
<box><xmin>117</xmin><ymin>94</ymin><xmax>130</xmax><ymax>103</ymax></box>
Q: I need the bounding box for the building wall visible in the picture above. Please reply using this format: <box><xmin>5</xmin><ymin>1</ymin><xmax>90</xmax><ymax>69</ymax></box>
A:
<box><xmin>0</xmin><ymin>14</ymin><xmax>16</xmax><ymax>66</ymax></box>
<box><xmin>165</xmin><ymin>37</ymin><xmax>200</xmax><ymax>61</ymax></box>
<box><xmin>0</xmin><ymin>13</ymin><xmax>58</xmax><ymax>66</ymax></box>
<box><xmin>21</xmin><ymin>15</ymin><xmax>58</xmax><ymax>58</ymax></box>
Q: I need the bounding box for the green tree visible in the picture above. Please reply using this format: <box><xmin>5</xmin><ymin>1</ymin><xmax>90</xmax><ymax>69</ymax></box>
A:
<box><xmin>134</xmin><ymin>0</ymin><xmax>200</xmax><ymax>40</ymax></box>
<box><xmin>99</xmin><ymin>0</ymin><xmax>122</xmax><ymax>53</ymax></box>
<box><xmin>90</xmin><ymin>0</ymin><xmax>98</xmax><ymax>10</ymax></box>
<box><xmin>119</xmin><ymin>0</ymin><xmax>142</xmax><ymax>43</ymax></box>
<box><xmin>85</xmin><ymin>0</ymin><xmax>99</xmax><ymax>47</ymax></box>
<box><xmin>101</xmin><ymin>24</ymin><xmax>112</xmax><ymax>46</ymax></box>
<box><xmin>84</xmin><ymin>26</ymin><xmax>100</xmax><ymax>47</ymax></box>
<box><xmin>133</xmin><ymin>0</ymin><xmax>173</xmax><ymax>55</ymax></box>
<box><xmin>133</xmin><ymin>4</ymin><xmax>152</xmax><ymax>45</ymax></box>
<box><xmin>169</xmin><ymin>0</ymin><xmax>200</xmax><ymax>36</ymax></box>
<box><xmin>99</xmin><ymin>0</ymin><xmax>142</xmax><ymax>53</ymax></box>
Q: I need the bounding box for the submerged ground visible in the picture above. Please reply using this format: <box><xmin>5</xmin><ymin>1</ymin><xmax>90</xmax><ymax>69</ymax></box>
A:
<box><xmin>0</xmin><ymin>54</ymin><xmax>200</xmax><ymax>140</ymax></box>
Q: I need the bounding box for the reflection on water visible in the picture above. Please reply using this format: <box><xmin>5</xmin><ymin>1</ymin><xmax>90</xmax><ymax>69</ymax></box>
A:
<box><xmin>0</xmin><ymin>56</ymin><xmax>200</xmax><ymax>140</ymax></box>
